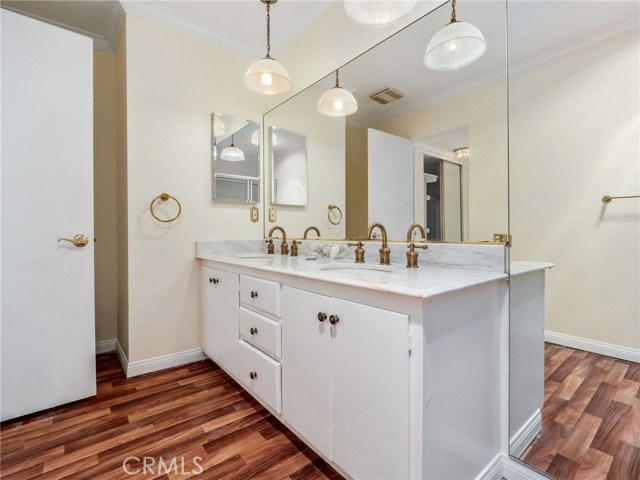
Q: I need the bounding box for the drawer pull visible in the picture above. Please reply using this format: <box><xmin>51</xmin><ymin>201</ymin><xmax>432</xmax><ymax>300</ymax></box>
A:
<box><xmin>209</xmin><ymin>277</ymin><xmax>219</xmax><ymax>284</ymax></box>
<box><xmin>249</xmin><ymin>371</ymin><xmax>258</xmax><ymax>380</ymax></box>
<box><xmin>250</xmin><ymin>327</ymin><xmax>258</xmax><ymax>335</ymax></box>
<box><xmin>329</xmin><ymin>315</ymin><xmax>340</xmax><ymax>325</ymax></box>
<box><xmin>250</xmin><ymin>291</ymin><xmax>259</xmax><ymax>299</ymax></box>
<box><xmin>317</xmin><ymin>312</ymin><xmax>327</xmax><ymax>322</ymax></box>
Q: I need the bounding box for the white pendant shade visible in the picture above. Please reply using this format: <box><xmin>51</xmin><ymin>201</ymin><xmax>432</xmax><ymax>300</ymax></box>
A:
<box><xmin>424</xmin><ymin>20</ymin><xmax>486</xmax><ymax>71</ymax></box>
<box><xmin>245</xmin><ymin>57</ymin><xmax>291</xmax><ymax>95</ymax></box>
<box><xmin>220</xmin><ymin>145</ymin><xmax>245</xmax><ymax>162</ymax></box>
<box><xmin>317</xmin><ymin>87</ymin><xmax>358</xmax><ymax>117</ymax></box>
<box><xmin>344</xmin><ymin>0</ymin><xmax>417</xmax><ymax>27</ymax></box>
<box><xmin>213</xmin><ymin>114</ymin><xmax>225</xmax><ymax>136</ymax></box>
<box><xmin>251</xmin><ymin>129</ymin><xmax>278</xmax><ymax>146</ymax></box>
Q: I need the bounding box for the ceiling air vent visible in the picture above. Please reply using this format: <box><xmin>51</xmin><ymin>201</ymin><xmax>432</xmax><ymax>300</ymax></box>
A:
<box><xmin>368</xmin><ymin>87</ymin><xmax>404</xmax><ymax>105</ymax></box>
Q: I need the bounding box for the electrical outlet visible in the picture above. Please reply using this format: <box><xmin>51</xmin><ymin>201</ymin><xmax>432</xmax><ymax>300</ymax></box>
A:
<box><xmin>268</xmin><ymin>208</ymin><xmax>277</xmax><ymax>223</ymax></box>
<box><xmin>250</xmin><ymin>207</ymin><xmax>259</xmax><ymax>223</ymax></box>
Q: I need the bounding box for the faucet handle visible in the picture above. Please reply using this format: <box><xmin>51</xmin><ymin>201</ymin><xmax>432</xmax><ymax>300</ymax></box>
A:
<box><xmin>406</xmin><ymin>242</ymin><xmax>428</xmax><ymax>268</ymax></box>
<box><xmin>347</xmin><ymin>241</ymin><xmax>366</xmax><ymax>264</ymax></box>
<box><xmin>407</xmin><ymin>242</ymin><xmax>428</xmax><ymax>250</ymax></box>
<box><xmin>291</xmin><ymin>240</ymin><xmax>300</xmax><ymax>257</ymax></box>
<box><xmin>265</xmin><ymin>239</ymin><xmax>275</xmax><ymax>255</ymax></box>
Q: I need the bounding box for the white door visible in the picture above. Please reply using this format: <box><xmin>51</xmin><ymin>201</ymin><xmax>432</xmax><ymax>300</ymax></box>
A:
<box><xmin>368</xmin><ymin>129</ymin><xmax>414</xmax><ymax>239</ymax></box>
<box><xmin>331</xmin><ymin>299</ymin><xmax>410</xmax><ymax>479</ymax></box>
<box><xmin>1</xmin><ymin>10</ymin><xmax>95</xmax><ymax>421</ymax></box>
<box><xmin>211</xmin><ymin>269</ymin><xmax>239</xmax><ymax>376</ymax></box>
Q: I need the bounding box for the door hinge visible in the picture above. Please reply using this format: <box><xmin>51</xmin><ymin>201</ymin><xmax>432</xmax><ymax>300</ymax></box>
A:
<box><xmin>408</xmin><ymin>331</ymin><xmax>413</xmax><ymax>354</ymax></box>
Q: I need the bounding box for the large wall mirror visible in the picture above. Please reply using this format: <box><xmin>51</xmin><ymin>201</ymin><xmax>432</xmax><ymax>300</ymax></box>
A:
<box><xmin>212</xmin><ymin>112</ymin><xmax>261</xmax><ymax>203</ymax></box>
<box><xmin>263</xmin><ymin>1</ymin><xmax>508</xmax><ymax>241</ymax></box>
<box><xmin>508</xmin><ymin>1</ymin><xmax>639</xmax><ymax>478</ymax></box>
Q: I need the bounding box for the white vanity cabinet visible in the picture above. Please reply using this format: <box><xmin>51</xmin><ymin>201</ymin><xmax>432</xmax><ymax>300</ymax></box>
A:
<box><xmin>200</xmin><ymin>266</ymin><xmax>239</xmax><ymax>376</ymax></box>
<box><xmin>282</xmin><ymin>287</ymin><xmax>410</xmax><ymax>480</ymax></box>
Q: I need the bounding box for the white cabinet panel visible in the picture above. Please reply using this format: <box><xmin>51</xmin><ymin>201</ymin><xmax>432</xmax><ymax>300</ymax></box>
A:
<box><xmin>331</xmin><ymin>299</ymin><xmax>410</xmax><ymax>480</ymax></box>
<box><xmin>240</xmin><ymin>275</ymin><xmax>282</xmax><ymax>318</ymax></box>
<box><xmin>282</xmin><ymin>287</ymin><xmax>332</xmax><ymax>458</ymax></box>
<box><xmin>201</xmin><ymin>266</ymin><xmax>239</xmax><ymax>376</ymax></box>
<box><xmin>239</xmin><ymin>307</ymin><xmax>282</xmax><ymax>359</ymax></box>
<box><xmin>239</xmin><ymin>340</ymin><xmax>282</xmax><ymax>413</ymax></box>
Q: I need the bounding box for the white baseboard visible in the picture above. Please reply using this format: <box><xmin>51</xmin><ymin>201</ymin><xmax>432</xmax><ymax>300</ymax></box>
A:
<box><xmin>122</xmin><ymin>347</ymin><xmax>204</xmax><ymax>378</ymax></box>
<box><xmin>476</xmin><ymin>453</ymin><xmax>504</xmax><ymax>480</ymax></box>
<box><xmin>500</xmin><ymin>455</ymin><xmax>554</xmax><ymax>480</ymax></box>
<box><xmin>96</xmin><ymin>338</ymin><xmax>117</xmax><ymax>354</ymax></box>
<box><xmin>545</xmin><ymin>330</ymin><xmax>640</xmax><ymax>363</ymax></box>
<box><xmin>510</xmin><ymin>409</ymin><xmax>542</xmax><ymax>458</ymax></box>
<box><xmin>115</xmin><ymin>339</ymin><xmax>128</xmax><ymax>374</ymax></box>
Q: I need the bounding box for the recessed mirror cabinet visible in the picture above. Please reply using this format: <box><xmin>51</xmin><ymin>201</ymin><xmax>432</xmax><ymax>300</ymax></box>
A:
<box><xmin>212</xmin><ymin>112</ymin><xmax>261</xmax><ymax>203</ymax></box>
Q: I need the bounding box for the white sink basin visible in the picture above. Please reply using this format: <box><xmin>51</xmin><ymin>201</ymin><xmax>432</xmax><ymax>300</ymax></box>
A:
<box><xmin>315</xmin><ymin>263</ymin><xmax>397</xmax><ymax>273</ymax></box>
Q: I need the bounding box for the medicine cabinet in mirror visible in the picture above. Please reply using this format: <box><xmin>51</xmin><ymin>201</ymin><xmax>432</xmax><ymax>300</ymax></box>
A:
<box><xmin>212</xmin><ymin>112</ymin><xmax>261</xmax><ymax>203</ymax></box>
<box><xmin>270</xmin><ymin>127</ymin><xmax>308</xmax><ymax>206</ymax></box>
<box><xmin>263</xmin><ymin>0</ymin><xmax>508</xmax><ymax>242</ymax></box>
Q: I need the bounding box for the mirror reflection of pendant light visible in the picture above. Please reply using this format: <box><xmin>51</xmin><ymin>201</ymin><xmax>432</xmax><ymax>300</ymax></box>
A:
<box><xmin>317</xmin><ymin>70</ymin><xmax>358</xmax><ymax>117</ymax></box>
<box><xmin>251</xmin><ymin>129</ymin><xmax>278</xmax><ymax>147</ymax></box>
<box><xmin>213</xmin><ymin>114</ymin><xmax>225</xmax><ymax>136</ymax></box>
<box><xmin>344</xmin><ymin>0</ymin><xmax>417</xmax><ymax>27</ymax></box>
<box><xmin>220</xmin><ymin>135</ymin><xmax>245</xmax><ymax>162</ymax></box>
<box><xmin>424</xmin><ymin>0</ymin><xmax>486</xmax><ymax>71</ymax></box>
<box><xmin>244</xmin><ymin>0</ymin><xmax>291</xmax><ymax>95</ymax></box>
<box><xmin>453</xmin><ymin>147</ymin><xmax>469</xmax><ymax>159</ymax></box>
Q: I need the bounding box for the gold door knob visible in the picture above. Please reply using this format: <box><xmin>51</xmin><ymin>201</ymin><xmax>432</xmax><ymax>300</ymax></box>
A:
<box><xmin>57</xmin><ymin>234</ymin><xmax>89</xmax><ymax>248</ymax></box>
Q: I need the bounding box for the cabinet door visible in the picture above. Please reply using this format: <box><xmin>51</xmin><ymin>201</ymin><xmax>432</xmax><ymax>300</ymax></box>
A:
<box><xmin>282</xmin><ymin>287</ymin><xmax>332</xmax><ymax>458</ymax></box>
<box><xmin>331</xmin><ymin>299</ymin><xmax>410</xmax><ymax>479</ymax></box>
<box><xmin>201</xmin><ymin>267</ymin><xmax>239</xmax><ymax>376</ymax></box>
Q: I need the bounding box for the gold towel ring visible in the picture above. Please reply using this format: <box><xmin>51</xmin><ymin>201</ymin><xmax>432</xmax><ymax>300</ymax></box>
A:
<box><xmin>150</xmin><ymin>193</ymin><xmax>182</xmax><ymax>223</ymax></box>
<box><xmin>328</xmin><ymin>204</ymin><xmax>343</xmax><ymax>225</ymax></box>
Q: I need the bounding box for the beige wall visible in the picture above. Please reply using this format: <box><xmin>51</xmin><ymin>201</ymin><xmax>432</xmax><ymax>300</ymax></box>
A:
<box><xmin>93</xmin><ymin>50</ymin><xmax>118</xmax><ymax>342</ymax></box>
<box><xmin>123</xmin><ymin>15</ymin><xmax>263</xmax><ymax>362</ymax></box>
<box><xmin>264</xmin><ymin>83</ymin><xmax>345</xmax><ymax>239</ymax></box>
<box><xmin>510</xmin><ymin>34</ymin><xmax>640</xmax><ymax>350</ymax></box>
<box><xmin>115</xmin><ymin>19</ymin><xmax>129</xmax><ymax>356</ymax></box>
<box><xmin>371</xmin><ymin>82</ymin><xmax>509</xmax><ymax>242</ymax></box>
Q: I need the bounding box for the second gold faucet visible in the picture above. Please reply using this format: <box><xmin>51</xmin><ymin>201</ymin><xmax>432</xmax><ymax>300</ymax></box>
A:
<box><xmin>267</xmin><ymin>226</ymin><xmax>288</xmax><ymax>255</ymax></box>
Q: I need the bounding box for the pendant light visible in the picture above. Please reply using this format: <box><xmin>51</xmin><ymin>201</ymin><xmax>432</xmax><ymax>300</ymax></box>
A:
<box><xmin>251</xmin><ymin>129</ymin><xmax>278</xmax><ymax>147</ymax></box>
<box><xmin>317</xmin><ymin>70</ymin><xmax>358</xmax><ymax>118</ymax></box>
<box><xmin>220</xmin><ymin>135</ymin><xmax>245</xmax><ymax>162</ymax></box>
<box><xmin>424</xmin><ymin>0</ymin><xmax>486</xmax><ymax>71</ymax></box>
<box><xmin>244</xmin><ymin>0</ymin><xmax>291</xmax><ymax>95</ymax></box>
<box><xmin>344</xmin><ymin>0</ymin><xmax>417</xmax><ymax>27</ymax></box>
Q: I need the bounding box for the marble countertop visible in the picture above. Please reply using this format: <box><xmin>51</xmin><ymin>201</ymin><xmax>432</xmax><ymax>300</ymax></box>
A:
<box><xmin>197</xmin><ymin>253</ymin><xmax>508</xmax><ymax>299</ymax></box>
<box><xmin>510</xmin><ymin>261</ymin><xmax>554</xmax><ymax>276</ymax></box>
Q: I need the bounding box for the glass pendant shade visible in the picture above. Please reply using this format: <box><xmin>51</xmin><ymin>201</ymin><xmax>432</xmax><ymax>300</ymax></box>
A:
<box><xmin>453</xmin><ymin>147</ymin><xmax>469</xmax><ymax>159</ymax></box>
<box><xmin>344</xmin><ymin>0</ymin><xmax>417</xmax><ymax>27</ymax></box>
<box><xmin>213</xmin><ymin>114</ymin><xmax>225</xmax><ymax>136</ymax></box>
<box><xmin>251</xmin><ymin>129</ymin><xmax>278</xmax><ymax>146</ymax></box>
<box><xmin>317</xmin><ymin>87</ymin><xmax>358</xmax><ymax>117</ymax></box>
<box><xmin>244</xmin><ymin>57</ymin><xmax>291</xmax><ymax>95</ymax></box>
<box><xmin>424</xmin><ymin>20</ymin><xmax>486</xmax><ymax>71</ymax></box>
<box><xmin>220</xmin><ymin>136</ymin><xmax>245</xmax><ymax>162</ymax></box>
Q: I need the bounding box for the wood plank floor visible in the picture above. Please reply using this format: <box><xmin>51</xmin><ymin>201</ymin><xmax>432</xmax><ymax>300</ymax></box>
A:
<box><xmin>0</xmin><ymin>354</ymin><xmax>343</xmax><ymax>480</ymax></box>
<box><xmin>521</xmin><ymin>343</ymin><xmax>640</xmax><ymax>480</ymax></box>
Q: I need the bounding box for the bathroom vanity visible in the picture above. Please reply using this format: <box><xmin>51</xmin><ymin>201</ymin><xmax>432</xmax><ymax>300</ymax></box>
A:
<box><xmin>197</xmin><ymin>241</ymin><xmax>514</xmax><ymax>479</ymax></box>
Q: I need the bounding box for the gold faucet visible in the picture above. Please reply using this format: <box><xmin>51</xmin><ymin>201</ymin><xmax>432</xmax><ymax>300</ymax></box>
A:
<box><xmin>366</xmin><ymin>222</ymin><xmax>390</xmax><ymax>265</ymax></box>
<box><xmin>303</xmin><ymin>226</ymin><xmax>321</xmax><ymax>239</ymax></box>
<box><xmin>406</xmin><ymin>223</ymin><xmax>428</xmax><ymax>268</ymax></box>
<box><xmin>268</xmin><ymin>226</ymin><xmax>289</xmax><ymax>255</ymax></box>
<box><xmin>406</xmin><ymin>223</ymin><xmax>427</xmax><ymax>241</ymax></box>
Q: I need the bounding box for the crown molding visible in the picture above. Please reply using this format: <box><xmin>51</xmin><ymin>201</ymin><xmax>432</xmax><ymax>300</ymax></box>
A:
<box><xmin>365</xmin><ymin>17</ymin><xmax>639</xmax><ymax>128</ymax></box>
<box><xmin>120</xmin><ymin>1</ymin><xmax>332</xmax><ymax>59</ymax></box>
<box><xmin>1</xmin><ymin>2</ymin><xmax>124</xmax><ymax>53</ymax></box>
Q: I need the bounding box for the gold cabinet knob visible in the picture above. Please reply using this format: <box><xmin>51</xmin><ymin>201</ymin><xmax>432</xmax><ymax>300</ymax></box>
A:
<box><xmin>317</xmin><ymin>312</ymin><xmax>327</xmax><ymax>322</ymax></box>
<box><xmin>329</xmin><ymin>315</ymin><xmax>340</xmax><ymax>326</ymax></box>
<box><xmin>250</xmin><ymin>327</ymin><xmax>258</xmax><ymax>335</ymax></box>
<box><xmin>57</xmin><ymin>234</ymin><xmax>89</xmax><ymax>248</ymax></box>
<box><xmin>249</xmin><ymin>371</ymin><xmax>258</xmax><ymax>380</ymax></box>
<box><xmin>250</xmin><ymin>291</ymin><xmax>259</xmax><ymax>299</ymax></box>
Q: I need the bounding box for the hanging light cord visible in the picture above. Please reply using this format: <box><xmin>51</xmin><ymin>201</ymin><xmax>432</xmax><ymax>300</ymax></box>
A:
<box><xmin>265</xmin><ymin>1</ymin><xmax>272</xmax><ymax>59</ymax></box>
<box><xmin>450</xmin><ymin>0</ymin><xmax>457</xmax><ymax>23</ymax></box>
<box><xmin>335</xmin><ymin>70</ymin><xmax>340</xmax><ymax>88</ymax></box>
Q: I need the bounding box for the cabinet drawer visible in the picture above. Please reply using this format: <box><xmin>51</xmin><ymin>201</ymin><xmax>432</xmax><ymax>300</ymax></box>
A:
<box><xmin>239</xmin><ymin>307</ymin><xmax>281</xmax><ymax>359</ymax></box>
<box><xmin>240</xmin><ymin>275</ymin><xmax>281</xmax><ymax>318</ymax></box>
<box><xmin>239</xmin><ymin>340</ymin><xmax>282</xmax><ymax>414</ymax></box>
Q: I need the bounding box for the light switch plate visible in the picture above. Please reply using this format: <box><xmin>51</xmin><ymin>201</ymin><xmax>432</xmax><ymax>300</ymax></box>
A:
<box><xmin>250</xmin><ymin>207</ymin><xmax>259</xmax><ymax>223</ymax></box>
<box><xmin>268</xmin><ymin>208</ymin><xmax>277</xmax><ymax>223</ymax></box>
